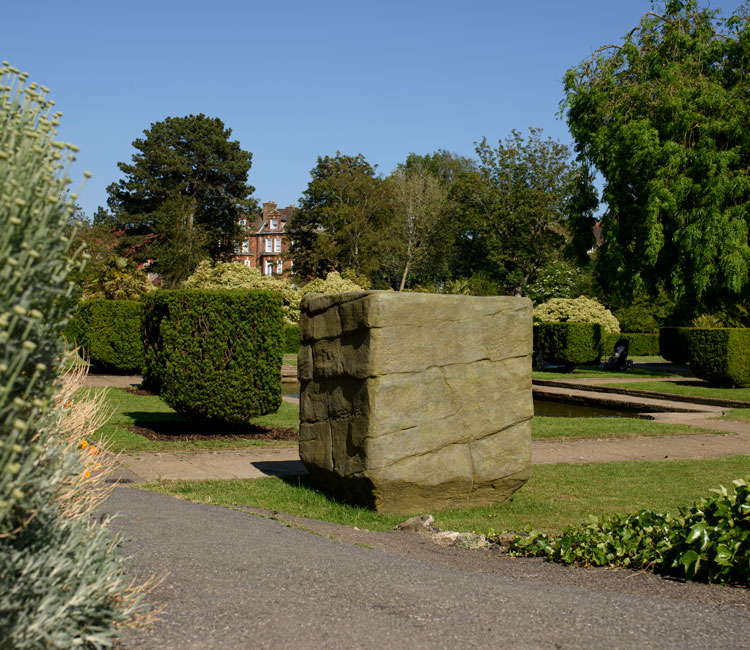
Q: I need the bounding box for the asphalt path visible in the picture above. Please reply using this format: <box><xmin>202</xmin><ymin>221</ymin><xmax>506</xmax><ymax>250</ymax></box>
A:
<box><xmin>110</xmin><ymin>488</ymin><xmax>750</xmax><ymax>650</ymax></box>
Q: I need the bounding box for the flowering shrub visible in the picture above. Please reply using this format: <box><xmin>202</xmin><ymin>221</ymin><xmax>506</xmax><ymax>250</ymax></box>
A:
<box><xmin>185</xmin><ymin>260</ymin><xmax>301</xmax><ymax>324</ymax></box>
<box><xmin>299</xmin><ymin>271</ymin><xmax>363</xmax><ymax>296</ymax></box>
<box><xmin>525</xmin><ymin>262</ymin><xmax>581</xmax><ymax>305</ymax></box>
<box><xmin>534</xmin><ymin>296</ymin><xmax>620</xmax><ymax>334</ymax></box>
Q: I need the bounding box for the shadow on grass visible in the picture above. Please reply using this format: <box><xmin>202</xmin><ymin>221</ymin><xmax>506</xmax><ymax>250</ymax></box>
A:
<box><xmin>122</xmin><ymin>411</ymin><xmax>299</xmax><ymax>442</ymax></box>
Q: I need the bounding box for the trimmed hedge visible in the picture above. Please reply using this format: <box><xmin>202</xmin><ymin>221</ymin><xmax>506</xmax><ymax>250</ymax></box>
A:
<box><xmin>603</xmin><ymin>332</ymin><xmax>660</xmax><ymax>357</ymax></box>
<box><xmin>689</xmin><ymin>328</ymin><xmax>750</xmax><ymax>388</ymax></box>
<box><xmin>535</xmin><ymin>322</ymin><xmax>604</xmax><ymax>370</ymax></box>
<box><xmin>65</xmin><ymin>300</ymin><xmax>144</xmax><ymax>373</ymax></box>
<box><xmin>142</xmin><ymin>289</ymin><xmax>283</xmax><ymax>424</ymax></box>
<box><xmin>282</xmin><ymin>323</ymin><xmax>300</xmax><ymax>354</ymax></box>
<box><xmin>659</xmin><ymin>327</ymin><xmax>693</xmax><ymax>364</ymax></box>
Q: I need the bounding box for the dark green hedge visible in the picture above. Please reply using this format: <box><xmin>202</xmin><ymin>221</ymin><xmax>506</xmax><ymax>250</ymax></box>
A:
<box><xmin>688</xmin><ymin>328</ymin><xmax>750</xmax><ymax>388</ymax></box>
<box><xmin>535</xmin><ymin>322</ymin><xmax>604</xmax><ymax>369</ymax></box>
<box><xmin>65</xmin><ymin>300</ymin><xmax>144</xmax><ymax>373</ymax></box>
<box><xmin>603</xmin><ymin>332</ymin><xmax>660</xmax><ymax>357</ymax></box>
<box><xmin>142</xmin><ymin>289</ymin><xmax>283</xmax><ymax>424</ymax></box>
<box><xmin>659</xmin><ymin>327</ymin><xmax>693</xmax><ymax>364</ymax></box>
<box><xmin>282</xmin><ymin>323</ymin><xmax>300</xmax><ymax>354</ymax></box>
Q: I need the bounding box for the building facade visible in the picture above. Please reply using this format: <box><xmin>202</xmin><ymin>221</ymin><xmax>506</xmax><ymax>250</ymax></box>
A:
<box><xmin>233</xmin><ymin>201</ymin><xmax>295</xmax><ymax>277</ymax></box>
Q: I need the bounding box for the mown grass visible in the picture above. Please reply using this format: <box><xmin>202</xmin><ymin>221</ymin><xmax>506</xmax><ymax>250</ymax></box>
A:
<box><xmin>723</xmin><ymin>408</ymin><xmax>750</xmax><ymax>421</ymax></box>
<box><xmin>87</xmin><ymin>388</ymin><xmax>713</xmax><ymax>453</ymax></box>
<box><xmin>84</xmin><ymin>388</ymin><xmax>299</xmax><ymax>454</ymax></box>
<box><xmin>532</xmin><ymin>364</ymin><xmax>677</xmax><ymax>380</ymax></box>
<box><xmin>531</xmin><ymin>417</ymin><xmax>712</xmax><ymax>439</ymax></box>
<box><xmin>144</xmin><ymin>456</ymin><xmax>750</xmax><ymax>535</ymax></box>
<box><xmin>600</xmin><ymin>380</ymin><xmax>750</xmax><ymax>403</ymax></box>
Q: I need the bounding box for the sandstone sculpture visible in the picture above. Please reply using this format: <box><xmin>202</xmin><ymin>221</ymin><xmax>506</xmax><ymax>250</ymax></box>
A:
<box><xmin>298</xmin><ymin>291</ymin><xmax>532</xmax><ymax>514</ymax></box>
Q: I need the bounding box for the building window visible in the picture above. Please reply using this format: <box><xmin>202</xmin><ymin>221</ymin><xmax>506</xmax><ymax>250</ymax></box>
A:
<box><xmin>265</xmin><ymin>261</ymin><xmax>273</xmax><ymax>276</ymax></box>
<box><xmin>276</xmin><ymin>260</ymin><xmax>283</xmax><ymax>274</ymax></box>
<box><xmin>274</xmin><ymin>238</ymin><xmax>281</xmax><ymax>253</ymax></box>
<box><xmin>270</xmin><ymin>218</ymin><xmax>278</xmax><ymax>230</ymax></box>
<box><xmin>239</xmin><ymin>218</ymin><xmax>247</xmax><ymax>227</ymax></box>
<box><xmin>233</xmin><ymin>243</ymin><xmax>240</xmax><ymax>254</ymax></box>
<box><xmin>244</xmin><ymin>259</ymin><xmax>251</xmax><ymax>266</ymax></box>
<box><xmin>241</xmin><ymin>240</ymin><xmax>249</xmax><ymax>253</ymax></box>
<box><xmin>265</xmin><ymin>238</ymin><xmax>273</xmax><ymax>253</ymax></box>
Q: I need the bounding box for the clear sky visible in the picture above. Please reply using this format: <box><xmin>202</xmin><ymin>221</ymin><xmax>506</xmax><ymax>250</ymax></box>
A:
<box><xmin>3</xmin><ymin>0</ymin><xmax>745</xmax><ymax>218</ymax></box>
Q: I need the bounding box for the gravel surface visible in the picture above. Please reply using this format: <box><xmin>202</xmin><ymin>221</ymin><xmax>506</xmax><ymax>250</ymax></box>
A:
<box><xmin>111</xmin><ymin>488</ymin><xmax>750</xmax><ymax>650</ymax></box>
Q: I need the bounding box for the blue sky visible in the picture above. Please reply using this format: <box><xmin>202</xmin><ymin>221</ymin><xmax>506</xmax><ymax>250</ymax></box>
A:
<box><xmin>4</xmin><ymin>0</ymin><xmax>745</xmax><ymax>218</ymax></box>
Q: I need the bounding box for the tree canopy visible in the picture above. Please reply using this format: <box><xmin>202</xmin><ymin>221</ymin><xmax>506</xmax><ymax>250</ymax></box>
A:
<box><xmin>564</xmin><ymin>0</ymin><xmax>750</xmax><ymax>319</ymax></box>
<box><xmin>289</xmin><ymin>152</ymin><xmax>391</xmax><ymax>279</ymax></box>
<box><xmin>106</xmin><ymin>114</ymin><xmax>256</xmax><ymax>286</ymax></box>
<box><xmin>450</xmin><ymin>129</ymin><xmax>576</xmax><ymax>296</ymax></box>
<box><xmin>385</xmin><ymin>163</ymin><xmax>452</xmax><ymax>290</ymax></box>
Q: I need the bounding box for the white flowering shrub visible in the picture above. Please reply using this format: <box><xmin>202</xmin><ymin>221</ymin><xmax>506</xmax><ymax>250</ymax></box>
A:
<box><xmin>534</xmin><ymin>296</ymin><xmax>620</xmax><ymax>334</ymax></box>
<box><xmin>299</xmin><ymin>271</ymin><xmax>363</xmax><ymax>296</ymax></box>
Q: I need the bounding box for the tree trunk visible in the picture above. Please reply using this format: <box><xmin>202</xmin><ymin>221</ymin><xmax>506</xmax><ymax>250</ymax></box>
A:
<box><xmin>399</xmin><ymin>259</ymin><xmax>411</xmax><ymax>291</ymax></box>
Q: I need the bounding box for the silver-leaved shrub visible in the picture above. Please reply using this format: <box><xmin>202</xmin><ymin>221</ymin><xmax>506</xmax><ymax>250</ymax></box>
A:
<box><xmin>0</xmin><ymin>63</ymin><xmax>147</xmax><ymax>648</ymax></box>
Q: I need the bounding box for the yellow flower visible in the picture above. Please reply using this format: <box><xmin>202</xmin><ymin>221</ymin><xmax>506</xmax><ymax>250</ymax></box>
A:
<box><xmin>79</xmin><ymin>440</ymin><xmax>89</xmax><ymax>449</ymax></box>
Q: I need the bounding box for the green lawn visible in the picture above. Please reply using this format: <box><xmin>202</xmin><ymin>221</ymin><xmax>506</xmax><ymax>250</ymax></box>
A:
<box><xmin>600</xmin><ymin>380</ymin><xmax>750</xmax><ymax>403</ymax></box>
<box><xmin>87</xmin><ymin>388</ymin><xmax>712</xmax><ymax>453</ymax></box>
<box><xmin>723</xmin><ymin>408</ymin><xmax>750</xmax><ymax>421</ymax></box>
<box><xmin>533</xmin><ymin>364</ymin><xmax>677</xmax><ymax>380</ymax></box>
<box><xmin>144</xmin><ymin>455</ymin><xmax>750</xmax><ymax>535</ymax></box>
<box><xmin>86</xmin><ymin>387</ymin><xmax>299</xmax><ymax>454</ymax></box>
<box><xmin>532</xmin><ymin>416</ymin><xmax>712</xmax><ymax>439</ymax></box>
<box><xmin>283</xmin><ymin>355</ymin><xmax>298</xmax><ymax>367</ymax></box>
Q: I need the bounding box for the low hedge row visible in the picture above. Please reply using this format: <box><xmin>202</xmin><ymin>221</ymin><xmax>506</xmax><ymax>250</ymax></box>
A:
<box><xmin>689</xmin><ymin>328</ymin><xmax>750</xmax><ymax>388</ymax></box>
<box><xmin>282</xmin><ymin>323</ymin><xmax>300</xmax><ymax>354</ymax></box>
<box><xmin>142</xmin><ymin>289</ymin><xmax>283</xmax><ymax>424</ymax></box>
<box><xmin>65</xmin><ymin>300</ymin><xmax>144</xmax><ymax>373</ymax></box>
<box><xmin>659</xmin><ymin>327</ymin><xmax>693</xmax><ymax>364</ymax></box>
<box><xmin>535</xmin><ymin>322</ymin><xmax>604</xmax><ymax>370</ymax></box>
<box><xmin>603</xmin><ymin>332</ymin><xmax>659</xmax><ymax>357</ymax></box>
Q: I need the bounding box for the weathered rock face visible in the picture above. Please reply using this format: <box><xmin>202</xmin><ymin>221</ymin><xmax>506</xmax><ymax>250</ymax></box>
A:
<box><xmin>298</xmin><ymin>291</ymin><xmax>533</xmax><ymax>514</ymax></box>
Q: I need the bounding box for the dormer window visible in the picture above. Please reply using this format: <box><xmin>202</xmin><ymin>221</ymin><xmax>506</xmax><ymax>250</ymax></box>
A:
<box><xmin>270</xmin><ymin>218</ymin><xmax>278</xmax><ymax>230</ymax></box>
<box><xmin>239</xmin><ymin>219</ymin><xmax>247</xmax><ymax>227</ymax></box>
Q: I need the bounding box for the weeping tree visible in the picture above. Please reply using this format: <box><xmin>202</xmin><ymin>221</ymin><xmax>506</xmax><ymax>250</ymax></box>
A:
<box><xmin>564</xmin><ymin>0</ymin><xmax>750</xmax><ymax>322</ymax></box>
<box><xmin>0</xmin><ymin>63</ymin><xmax>147</xmax><ymax>647</ymax></box>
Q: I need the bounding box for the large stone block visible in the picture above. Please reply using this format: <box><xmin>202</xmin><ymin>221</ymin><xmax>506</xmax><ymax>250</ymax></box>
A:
<box><xmin>298</xmin><ymin>291</ymin><xmax>533</xmax><ymax>514</ymax></box>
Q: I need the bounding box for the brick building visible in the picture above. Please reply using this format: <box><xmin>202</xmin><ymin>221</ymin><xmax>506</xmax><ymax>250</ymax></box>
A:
<box><xmin>233</xmin><ymin>201</ymin><xmax>295</xmax><ymax>276</ymax></box>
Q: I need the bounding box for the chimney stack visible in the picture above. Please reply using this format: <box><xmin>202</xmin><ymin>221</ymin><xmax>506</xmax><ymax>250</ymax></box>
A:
<box><xmin>262</xmin><ymin>201</ymin><xmax>277</xmax><ymax>218</ymax></box>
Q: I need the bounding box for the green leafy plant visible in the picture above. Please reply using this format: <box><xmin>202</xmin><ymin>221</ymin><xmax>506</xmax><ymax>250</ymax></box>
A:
<box><xmin>659</xmin><ymin>326</ymin><xmax>693</xmax><ymax>364</ymax></box>
<box><xmin>689</xmin><ymin>328</ymin><xmax>750</xmax><ymax>388</ymax></box>
<box><xmin>603</xmin><ymin>332</ymin><xmax>659</xmax><ymax>357</ymax></box>
<box><xmin>508</xmin><ymin>478</ymin><xmax>750</xmax><ymax>585</ymax></box>
<box><xmin>185</xmin><ymin>260</ymin><xmax>301</xmax><ymax>324</ymax></box>
<box><xmin>142</xmin><ymin>289</ymin><xmax>283</xmax><ymax>424</ymax></box>
<box><xmin>83</xmin><ymin>255</ymin><xmax>153</xmax><ymax>300</ymax></box>
<box><xmin>66</xmin><ymin>300</ymin><xmax>144</xmax><ymax>372</ymax></box>
<box><xmin>0</xmin><ymin>62</ymin><xmax>147</xmax><ymax>648</ymax></box>
<box><xmin>535</xmin><ymin>322</ymin><xmax>604</xmax><ymax>371</ymax></box>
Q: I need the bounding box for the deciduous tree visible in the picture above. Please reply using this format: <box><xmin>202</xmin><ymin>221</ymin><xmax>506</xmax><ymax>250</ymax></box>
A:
<box><xmin>564</xmin><ymin>0</ymin><xmax>750</xmax><ymax>318</ymax></box>
<box><xmin>450</xmin><ymin>129</ymin><xmax>575</xmax><ymax>296</ymax></box>
<box><xmin>289</xmin><ymin>153</ymin><xmax>391</xmax><ymax>279</ymax></box>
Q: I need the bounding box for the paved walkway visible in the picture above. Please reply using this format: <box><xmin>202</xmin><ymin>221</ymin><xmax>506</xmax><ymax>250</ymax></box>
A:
<box><xmin>112</xmin><ymin>487</ymin><xmax>750</xmax><ymax>650</ymax></box>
